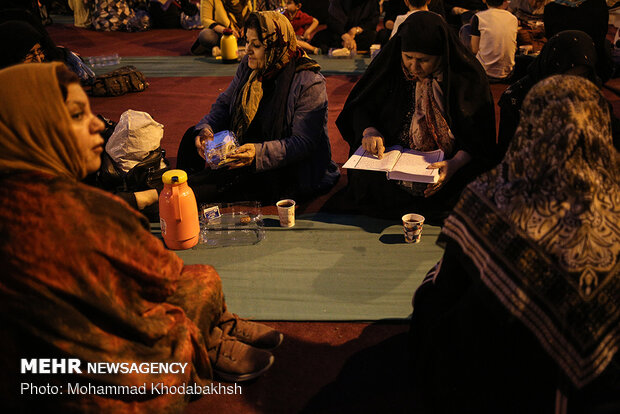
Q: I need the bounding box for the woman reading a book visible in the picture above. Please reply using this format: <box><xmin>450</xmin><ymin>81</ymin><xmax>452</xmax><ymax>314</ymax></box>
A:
<box><xmin>335</xmin><ymin>12</ymin><xmax>498</xmax><ymax>223</ymax></box>
<box><xmin>177</xmin><ymin>11</ymin><xmax>339</xmax><ymax>205</ymax></box>
<box><xmin>409</xmin><ymin>75</ymin><xmax>620</xmax><ymax>412</ymax></box>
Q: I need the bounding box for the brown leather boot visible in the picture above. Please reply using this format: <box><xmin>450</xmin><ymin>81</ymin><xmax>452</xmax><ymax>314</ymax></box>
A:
<box><xmin>207</xmin><ymin>327</ymin><xmax>274</xmax><ymax>382</ymax></box>
<box><xmin>219</xmin><ymin>310</ymin><xmax>284</xmax><ymax>350</ymax></box>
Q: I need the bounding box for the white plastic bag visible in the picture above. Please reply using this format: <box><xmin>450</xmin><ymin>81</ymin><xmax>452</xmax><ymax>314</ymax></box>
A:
<box><xmin>105</xmin><ymin>110</ymin><xmax>166</xmax><ymax>173</ymax></box>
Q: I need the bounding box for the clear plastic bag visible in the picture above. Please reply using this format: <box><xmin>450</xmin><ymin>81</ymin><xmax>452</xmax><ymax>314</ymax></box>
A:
<box><xmin>204</xmin><ymin>130</ymin><xmax>239</xmax><ymax>169</ymax></box>
<box><xmin>198</xmin><ymin>201</ymin><xmax>265</xmax><ymax>247</ymax></box>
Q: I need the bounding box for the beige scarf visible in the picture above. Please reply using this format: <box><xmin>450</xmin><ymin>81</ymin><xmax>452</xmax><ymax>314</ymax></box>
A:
<box><xmin>0</xmin><ymin>62</ymin><xmax>86</xmax><ymax>179</ymax></box>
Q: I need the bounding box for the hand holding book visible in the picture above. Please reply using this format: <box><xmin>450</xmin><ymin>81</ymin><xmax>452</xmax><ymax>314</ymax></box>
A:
<box><xmin>424</xmin><ymin>150</ymin><xmax>472</xmax><ymax>197</ymax></box>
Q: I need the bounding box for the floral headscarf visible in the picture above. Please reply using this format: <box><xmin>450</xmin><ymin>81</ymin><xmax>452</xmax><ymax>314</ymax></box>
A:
<box><xmin>442</xmin><ymin>75</ymin><xmax>620</xmax><ymax>388</ymax></box>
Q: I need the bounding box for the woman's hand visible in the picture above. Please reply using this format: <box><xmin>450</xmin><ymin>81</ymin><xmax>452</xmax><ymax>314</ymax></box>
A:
<box><xmin>361</xmin><ymin>127</ymin><xmax>385</xmax><ymax>159</ymax></box>
<box><xmin>341</xmin><ymin>33</ymin><xmax>356</xmax><ymax>51</ymax></box>
<box><xmin>424</xmin><ymin>150</ymin><xmax>472</xmax><ymax>197</ymax></box>
<box><xmin>227</xmin><ymin>144</ymin><xmax>256</xmax><ymax>169</ymax></box>
<box><xmin>194</xmin><ymin>125</ymin><xmax>214</xmax><ymax>160</ymax></box>
<box><xmin>134</xmin><ymin>189</ymin><xmax>159</xmax><ymax>210</ymax></box>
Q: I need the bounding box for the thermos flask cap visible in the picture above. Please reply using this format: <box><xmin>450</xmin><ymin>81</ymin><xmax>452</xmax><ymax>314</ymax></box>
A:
<box><xmin>162</xmin><ymin>169</ymin><xmax>188</xmax><ymax>185</ymax></box>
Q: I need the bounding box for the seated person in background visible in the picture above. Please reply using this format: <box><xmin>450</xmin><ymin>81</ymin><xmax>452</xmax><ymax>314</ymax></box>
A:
<box><xmin>310</xmin><ymin>0</ymin><xmax>380</xmax><ymax>54</ymax></box>
<box><xmin>148</xmin><ymin>0</ymin><xmax>201</xmax><ymax>29</ymax></box>
<box><xmin>335</xmin><ymin>12</ymin><xmax>498</xmax><ymax>224</ymax></box>
<box><xmin>498</xmin><ymin>30</ymin><xmax>620</xmax><ymax>159</ymax></box>
<box><xmin>191</xmin><ymin>0</ymin><xmax>253</xmax><ymax>55</ymax></box>
<box><xmin>88</xmin><ymin>0</ymin><xmax>150</xmax><ymax>32</ymax></box>
<box><xmin>507</xmin><ymin>0</ymin><xmax>550</xmax><ymax>20</ymax></box>
<box><xmin>177</xmin><ymin>11</ymin><xmax>340</xmax><ymax>204</ymax></box>
<box><xmin>255</xmin><ymin>0</ymin><xmax>285</xmax><ymax>10</ymax></box>
<box><xmin>390</xmin><ymin>0</ymin><xmax>431</xmax><ymax>39</ymax></box>
<box><xmin>284</xmin><ymin>0</ymin><xmax>321</xmax><ymax>54</ymax></box>
<box><xmin>544</xmin><ymin>0</ymin><xmax>612</xmax><ymax>82</ymax></box>
<box><xmin>409</xmin><ymin>75</ymin><xmax>620</xmax><ymax>413</ymax></box>
<box><xmin>378</xmin><ymin>0</ymin><xmax>444</xmax><ymax>43</ymax></box>
<box><xmin>68</xmin><ymin>0</ymin><xmax>92</xmax><ymax>28</ymax></box>
<box><xmin>0</xmin><ymin>62</ymin><xmax>282</xmax><ymax>412</ymax></box>
<box><xmin>443</xmin><ymin>0</ymin><xmax>487</xmax><ymax>30</ymax></box>
<box><xmin>0</xmin><ymin>13</ymin><xmax>71</xmax><ymax>70</ymax></box>
<box><xmin>0</xmin><ymin>20</ymin><xmax>47</xmax><ymax>66</ymax></box>
<box><xmin>470</xmin><ymin>0</ymin><xmax>518</xmax><ymax>81</ymax></box>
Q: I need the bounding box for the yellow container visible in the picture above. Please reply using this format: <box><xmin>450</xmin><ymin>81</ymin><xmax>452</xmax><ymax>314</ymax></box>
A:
<box><xmin>220</xmin><ymin>29</ymin><xmax>238</xmax><ymax>63</ymax></box>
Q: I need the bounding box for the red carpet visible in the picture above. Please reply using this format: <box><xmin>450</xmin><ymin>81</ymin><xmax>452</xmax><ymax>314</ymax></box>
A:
<box><xmin>184</xmin><ymin>321</ymin><xmax>411</xmax><ymax>414</ymax></box>
<box><xmin>90</xmin><ymin>75</ymin><xmax>358</xmax><ymax>167</ymax></box>
<box><xmin>46</xmin><ymin>23</ymin><xmax>199</xmax><ymax>56</ymax></box>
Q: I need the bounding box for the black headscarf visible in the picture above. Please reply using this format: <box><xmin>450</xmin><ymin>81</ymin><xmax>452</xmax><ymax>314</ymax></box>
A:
<box><xmin>0</xmin><ymin>21</ymin><xmax>43</xmax><ymax>69</ymax></box>
<box><xmin>336</xmin><ymin>11</ymin><xmax>498</xmax><ymax>167</ymax></box>
<box><xmin>496</xmin><ymin>30</ymin><xmax>602</xmax><ymax>163</ymax></box>
<box><xmin>527</xmin><ymin>30</ymin><xmax>599</xmax><ymax>85</ymax></box>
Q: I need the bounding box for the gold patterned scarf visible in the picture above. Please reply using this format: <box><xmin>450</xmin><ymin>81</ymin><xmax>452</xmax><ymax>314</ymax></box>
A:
<box><xmin>0</xmin><ymin>62</ymin><xmax>87</xmax><ymax>179</ymax></box>
<box><xmin>441</xmin><ymin>75</ymin><xmax>620</xmax><ymax>387</ymax></box>
<box><xmin>231</xmin><ymin>11</ymin><xmax>319</xmax><ymax>141</ymax></box>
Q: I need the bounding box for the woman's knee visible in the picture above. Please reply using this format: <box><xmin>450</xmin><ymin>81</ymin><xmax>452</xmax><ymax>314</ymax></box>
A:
<box><xmin>197</xmin><ymin>28</ymin><xmax>220</xmax><ymax>50</ymax></box>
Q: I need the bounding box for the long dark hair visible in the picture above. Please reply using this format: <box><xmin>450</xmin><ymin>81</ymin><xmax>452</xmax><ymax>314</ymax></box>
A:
<box><xmin>244</xmin><ymin>13</ymin><xmax>263</xmax><ymax>41</ymax></box>
<box><xmin>55</xmin><ymin>64</ymin><xmax>79</xmax><ymax>100</ymax></box>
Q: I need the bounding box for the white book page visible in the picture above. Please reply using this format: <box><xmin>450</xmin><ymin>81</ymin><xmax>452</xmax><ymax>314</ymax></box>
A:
<box><xmin>388</xmin><ymin>149</ymin><xmax>444</xmax><ymax>183</ymax></box>
<box><xmin>342</xmin><ymin>145</ymin><xmax>403</xmax><ymax>172</ymax></box>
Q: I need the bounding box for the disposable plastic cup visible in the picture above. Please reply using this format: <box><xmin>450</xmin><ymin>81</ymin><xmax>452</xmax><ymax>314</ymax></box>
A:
<box><xmin>402</xmin><ymin>213</ymin><xmax>425</xmax><ymax>244</ymax></box>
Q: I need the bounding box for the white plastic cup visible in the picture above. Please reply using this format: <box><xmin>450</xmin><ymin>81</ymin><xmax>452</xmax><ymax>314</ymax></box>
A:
<box><xmin>402</xmin><ymin>213</ymin><xmax>425</xmax><ymax>243</ymax></box>
<box><xmin>370</xmin><ymin>44</ymin><xmax>381</xmax><ymax>59</ymax></box>
<box><xmin>276</xmin><ymin>199</ymin><xmax>296</xmax><ymax>228</ymax></box>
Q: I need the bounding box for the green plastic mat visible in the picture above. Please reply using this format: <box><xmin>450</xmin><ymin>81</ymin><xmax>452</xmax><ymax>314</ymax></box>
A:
<box><xmin>90</xmin><ymin>55</ymin><xmax>370</xmax><ymax>77</ymax></box>
<box><xmin>158</xmin><ymin>213</ymin><xmax>444</xmax><ymax>321</ymax></box>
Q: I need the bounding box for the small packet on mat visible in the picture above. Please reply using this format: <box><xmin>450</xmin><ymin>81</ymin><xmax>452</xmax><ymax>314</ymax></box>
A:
<box><xmin>205</xmin><ymin>130</ymin><xmax>239</xmax><ymax>169</ymax></box>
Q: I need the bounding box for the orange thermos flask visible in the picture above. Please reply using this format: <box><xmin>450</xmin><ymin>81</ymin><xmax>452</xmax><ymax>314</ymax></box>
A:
<box><xmin>159</xmin><ymin>169</ymin><xmax>199</xmax><ymax>250</ymax></box>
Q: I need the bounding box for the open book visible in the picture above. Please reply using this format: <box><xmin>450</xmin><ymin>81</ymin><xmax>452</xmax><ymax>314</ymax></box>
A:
<box><xmin>343</xmin><ymin>145</ymin><xmax>444</xmax><ymax>183</ymax></box>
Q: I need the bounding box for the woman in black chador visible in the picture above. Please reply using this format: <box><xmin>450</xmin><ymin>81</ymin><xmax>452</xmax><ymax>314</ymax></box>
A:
<box><xmin>335</xmin><ymin>11</ymin><xmax>498</xmax><ymax>224</ymax></box>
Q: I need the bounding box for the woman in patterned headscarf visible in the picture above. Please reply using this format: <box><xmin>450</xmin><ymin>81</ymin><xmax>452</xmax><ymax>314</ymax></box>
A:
<box><xmin>178</xmin><ymin>11</ymin><xmax>339</xmax><ymax>203</ymax></box>
<box><xmin>335</xmin><ymin>11</ymin><xmax>498</xmax><ymax>223</ymax></box>
<box><xmin>410</xmin><ymin>75</ymin><xmax>620</xmax><ymax>413</ymax></box>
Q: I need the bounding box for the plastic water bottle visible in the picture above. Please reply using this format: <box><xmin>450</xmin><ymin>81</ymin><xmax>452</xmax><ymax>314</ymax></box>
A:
<box><xmin>86</xmin><ymin>54</ymin><xmax>121</xmax><ymax>68</ymax></box>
